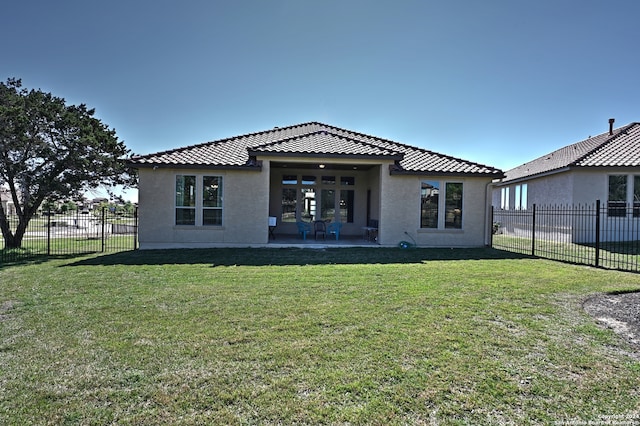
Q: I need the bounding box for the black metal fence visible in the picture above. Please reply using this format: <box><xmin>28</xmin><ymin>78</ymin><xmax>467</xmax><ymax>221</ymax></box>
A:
<box><xmin>492</xmin><ymin>200</ymin><xmax>640</xmax><ymax>272</ymax></box>
<box><xmin>1</xmin><ymin>207</ymin><xmax>137</xmax><ymax>264</ymax></box>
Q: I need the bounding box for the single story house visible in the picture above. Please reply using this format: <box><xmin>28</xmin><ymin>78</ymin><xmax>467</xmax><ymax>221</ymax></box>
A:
<box><xmin>129</xmin><ymin>122</ymin><xmax>503</xmax><ymax>248</ymax></box>
<box><xmin>492</xmin><ymin>119</ymin><xmax>640</xmax><ymax>242</ymax></box>
<box><xmin>0</xmin><ymin>188</ymin><xmax>16</xmax><ymax>216</ymax></box>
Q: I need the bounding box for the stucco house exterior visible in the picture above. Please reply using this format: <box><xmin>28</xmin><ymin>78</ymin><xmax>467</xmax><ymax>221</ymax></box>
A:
<box><xmin>492</xmin><ymin>120</ymin><xmax>640</xmax><ymax>242</ymax></box>
<box><xmin>129</xmin><ymin>122</ymin><xmax>503</xmax><ymax>249</ymax></box>
<box><xmin>0</xmin><ymin>188</ymin><xmax>16</xmax><ymax>216</ymax></box>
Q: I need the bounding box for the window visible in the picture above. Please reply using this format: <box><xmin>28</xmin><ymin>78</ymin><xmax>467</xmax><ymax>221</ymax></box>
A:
<box><xmin>320</xmin><ymin>189</ymin><xmax>335</xmax><ymax>221</ymax></box>
<box><xmin>340</xmin><ymin>176</ymin><xmax>355</xmax><ymax>186</ymax></box>
<box><xmin>281</xmin><ymin>188</ymin><xmax>297</xmax><ymax>223</ymax></box>
<box><xmin>301</xmin><ymin>188</ymin><xmax>316</xmax><ymax>221</ymax></box>
<box><xmin>282</xmin><ymin>175</ymin><xmax>297</xmax><ymax>185</ymax></box>
<box><xmin>302</xmin><ymin>175</ymin><xmax>317</xmax><ymax>185</ymax></box>
<box><xmin>280</xmin><ymin>173</ymin><xmax>355</xmax><ymax>223</ymax></box>
<box><xmin>176</xmin><ymin>175</ymin><xmax>196</xmax><ymax>225</ymax></box>
<box><xmin>421</xmin><ymin>180</ymin><xmax>439</xmax><ymax>228</ymax></box>
<box><xmin>421</xmin><ymin>180</ymin><xmax>463</xmax><ymax>229</ymax></box>
<box><xmin>515</xmin><ymin>184</ymin><xmax>527</xmax><ymax>210</ymax></box>
<box><xmin>501</xmin><ymin>187</ymin><xmax>509</xmax><ymax>210</ymax></box>
<box><xmin>340</xmin><ymin>190</ymin><xmax>354</xmax><ymax>223</ymax></box>
<box><xmin>608</xmin><ymin>175</ymin><xmax>627</xmax><ymax>217</ymax></box>
<box><xmin>445</xmin><ymin>182</ymin><xmax>463</xmax><ymax>229</ymax></box>
<box><xmin>175</xmin><ymin>175</ymin><xmax>223</xmax><ymax>226</ymax></box>
<box><xmin>202</xmin><ymin>176</ymin><xmax>222</xmax><ymax>225</ymax></box>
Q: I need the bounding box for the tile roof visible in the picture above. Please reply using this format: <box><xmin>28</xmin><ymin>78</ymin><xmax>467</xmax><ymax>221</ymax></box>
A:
<box><xmin>129</xmin><ymin>122</ymin><xmax>503</xmax><ymax>176</ymax></box>
<box><xmin>502</xmin><ymin>122</ymin><xmax>640</xmax><ymax>182</ymax></box>
<box><xmin>247</xmin><ymin>130</ymin><xmax>403</xmax><ymax>159</ymax></box>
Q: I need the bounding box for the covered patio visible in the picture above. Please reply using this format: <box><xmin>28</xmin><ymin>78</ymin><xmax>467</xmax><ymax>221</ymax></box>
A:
<box><xmin>265</xmin><ymin>159</ymin><xmax>385</xmax><ymax>242</ymax></box>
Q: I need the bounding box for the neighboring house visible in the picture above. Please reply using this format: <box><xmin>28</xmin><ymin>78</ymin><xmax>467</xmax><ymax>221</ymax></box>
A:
<box><xmin>0</xmin><ymin>188</ymin><xmax>16</xmax><ymax>216</ymax></box>
<box><xmin>492</xmin><ymin>120</ymin><xmax>640</xmax><ymax>241</ymax></box>
<box><xmin>129</xmin><ymin>122</ymin><xmax>503</xmax><ymax>249</ymax></box>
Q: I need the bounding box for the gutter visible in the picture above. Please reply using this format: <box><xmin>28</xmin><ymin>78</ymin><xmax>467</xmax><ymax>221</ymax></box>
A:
<box><xmin>128</xmin><ymin>162</ymin><xmax>263</xmax><ymax>171</ymax></box>
<box><xmin>484</xmin><ymin>180</ymin><xmax>497</xmax><ymax>247</ymax></box>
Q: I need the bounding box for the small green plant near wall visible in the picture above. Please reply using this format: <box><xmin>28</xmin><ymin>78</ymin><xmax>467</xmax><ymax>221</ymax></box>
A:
<box><xmin>493</xmin><ymin>221</ymin><xmax>502</xmax><ymax>234</ymax></box>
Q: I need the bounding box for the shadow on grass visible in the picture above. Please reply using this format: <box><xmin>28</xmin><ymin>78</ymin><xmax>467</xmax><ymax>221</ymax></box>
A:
<box><xmin>0</xmin><ymin>251</ymin><xmax>97</xmax><ymax>270</ymax></box>
<box><xmin>66</xmin><ymin>247</ymin><xmax>533</xmax><ymax>267</ymax></box>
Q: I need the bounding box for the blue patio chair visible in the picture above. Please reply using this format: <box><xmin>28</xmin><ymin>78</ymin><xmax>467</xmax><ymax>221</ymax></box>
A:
<box><xmin>326</xmin><ymin>222</ymin><xmax>343</xmax><ymax>240</ymax></box>
<box><xmin>296</xmin><ymin>221</ymin><xmax>312</xmax><ymax>240</ymax></box>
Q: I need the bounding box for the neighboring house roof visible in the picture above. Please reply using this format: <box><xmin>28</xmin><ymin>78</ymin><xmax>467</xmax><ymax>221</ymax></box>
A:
<box><xmin>129</xmin><ymin>122</ymin><xmax>503</xmax><ymax>177</ymax></box>
<box><xmin>502</xmin><ymin>122</ymin><xmax>640</xmax><ymax>183</ymax></box>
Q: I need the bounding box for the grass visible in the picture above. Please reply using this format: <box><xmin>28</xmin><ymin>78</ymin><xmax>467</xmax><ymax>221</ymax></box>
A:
<box><xmin>0</xmin><ymin>235</ymin><xmax>137</xmax><ymax>266</ymax></box>
<box><xmin>2</xmin><ymin>247</ymin><xmax>640</xmax><ymax>425</ymax></box>
<box><xmin>493</xmin><ymin>234</ymin><xmax>640</xmax><ymax>272</ymax></box>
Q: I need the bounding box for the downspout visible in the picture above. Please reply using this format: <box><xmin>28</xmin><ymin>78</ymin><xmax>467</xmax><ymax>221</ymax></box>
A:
<box><xmin>484</xmin><ymin>180</ymin><xmax>498</xmax><ymax>246</ymax></box>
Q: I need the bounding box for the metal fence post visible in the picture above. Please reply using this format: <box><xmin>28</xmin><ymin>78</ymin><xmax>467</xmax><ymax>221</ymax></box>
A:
<box><xmin>46</xmin><ymin>209</ymin><xmax>52</xmax><ymax>256</ymax></box>
<box><xmin>101</xmin><ymin>207</ymin><xmax>106</xmax><ymax>252</ymax></box>
<box><xmin>489</xmin><ymin>206</ymin><xmax>495</xmax><ymax>247</ymax></box>
<box><xmin>531</xmin><ymin>204</ymin><xmax>536</xmax><ymax>256</ymax></box>
<box><xmin>134</xmin><ymin>206</ymin><xmax>139</xmax><ymax>250</ymax></box>
<box><xmin>595</xmin><ymin>200</ymin><xmax>600</xmax><ymax>268</ymax></box>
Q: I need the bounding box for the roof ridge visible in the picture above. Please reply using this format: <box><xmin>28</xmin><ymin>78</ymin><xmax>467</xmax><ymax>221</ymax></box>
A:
<box><xmin>251</xmin><ymin>128</ymin><xmax>400</xmax><ymax>153</ymax></box>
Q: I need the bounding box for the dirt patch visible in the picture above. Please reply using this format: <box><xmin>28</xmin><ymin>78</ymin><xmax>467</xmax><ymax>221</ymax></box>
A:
<box><xmin>583</xmin><ymin>291</ymin><xmax>640</xmax><ymax>350</ymax></box>
<box><xmin>0</xmin><ymin>300</ymin><xmax>18</xmax><ymax>321</ymax></box>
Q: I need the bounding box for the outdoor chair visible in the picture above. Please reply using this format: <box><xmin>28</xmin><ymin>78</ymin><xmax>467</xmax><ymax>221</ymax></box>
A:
<box><xmin>296</xmin><ymin>221</ymin><xmax>312</xmax><ymax>240</ymax></box>
<box><xmin>326</xmin><ymin>222</ymin><xmax>343</xmax><ymax>240</ymax></box>
<box><xmin>313</xmin><ymin>220</ymin><xmax>327</xmax><ymax>240</ymax></box>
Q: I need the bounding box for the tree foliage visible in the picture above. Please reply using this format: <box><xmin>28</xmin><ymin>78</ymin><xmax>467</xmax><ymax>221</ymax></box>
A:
<box><xmin>0</xmin><ymin>78</ymin><xmax>136</xmax><ymax>248</ymax></box>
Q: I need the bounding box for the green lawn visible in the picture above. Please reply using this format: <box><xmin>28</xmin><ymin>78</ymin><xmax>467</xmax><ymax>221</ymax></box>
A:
<box><xmin>493</xmin><ymin>234</ymin><xmax>640</xmax><ymax>272</ymax></box>
<box><xmin>1</xmin><ymin>248</ymin><xmax>640</xmax><ymax>425</ymax></box>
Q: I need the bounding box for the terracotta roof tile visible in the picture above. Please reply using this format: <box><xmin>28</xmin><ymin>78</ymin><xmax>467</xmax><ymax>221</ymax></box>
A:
<box><xmin>575</xmin><ymin>123</ymin><xmax>640</xmax><ymax>167</ymax></box>
<box><xmin>248</xmin><ymin>130</ymin><xmax>403</xmax><ymax>159</ymax></box>
<box><xmin>130</xmin><ymin>122</ymin><xmax>503</xmax><ymax>176</ymax></box>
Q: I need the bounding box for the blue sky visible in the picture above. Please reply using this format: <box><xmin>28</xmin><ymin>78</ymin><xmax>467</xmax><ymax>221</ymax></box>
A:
<box><xmin>3</xmin><ymin>1</ymin><xmax>640</xmax><ymax>201</ymax></box>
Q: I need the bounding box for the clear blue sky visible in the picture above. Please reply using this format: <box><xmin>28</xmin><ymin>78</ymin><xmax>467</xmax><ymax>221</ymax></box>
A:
<box><xmin>3</xmin><ymin>1</ymin><xmax>640</xmax><ymax>201</ymax></box>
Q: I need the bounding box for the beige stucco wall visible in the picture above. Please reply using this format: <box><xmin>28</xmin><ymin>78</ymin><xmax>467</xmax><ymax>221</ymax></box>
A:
<box><xmin>492</xmin><ymin>172</ymin><xmax>574</xmax><ymax>209</ymax></box>
<box><xmin>493</xmin><ymin>168</ymin><xmax>637</xmax><ymax>209</ymax></box>
<box><xmin>139</xmin><ymin>161</ymin><xmax>493</xmax><ymax>248</ymax></box>
<box><xmin>492</xmin><ymin>168</ymin><xmax>640</xmax><ymax>243</ymax></box>
<box><xmin>138</xmin><ymin>165</ymin><xmax>270</xmax><ymax>249</ymax></box>
<box><xmin>379</xmin><ymin>171</ymin><xmax>492</xmax><ymax>247</ymax></box>
<box><xmin>571</xmin><ymin>168</ymin><xmax>629</xmax><ymax>205</ymax></box>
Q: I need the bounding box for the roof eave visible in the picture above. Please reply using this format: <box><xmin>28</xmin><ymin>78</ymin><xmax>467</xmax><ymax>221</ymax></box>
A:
<box><xmin>496</xmin><ymin>166</ymin><xmax>570</xmax><ymax>185</ymax></box>
<box><xmin>390</xmin><ymin>168</ymin><xmax>504</xmax><ymax>178</ymax></box>
<box><xmin>250</xmin><ymin>151</ymin><xmax>404</xmax><ymax>161</ymax></box>
<box><xmin>129</xmin><ymin>162</ymin><xmax>263</xmax><ymax>171</ymax></box>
